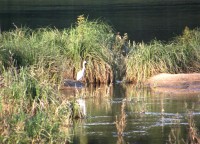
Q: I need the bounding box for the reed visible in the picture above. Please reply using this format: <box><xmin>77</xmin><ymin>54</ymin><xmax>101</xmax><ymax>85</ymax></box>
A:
<box><xmin>0</xmin><ymin>66</ymin><xmax>72</xmax><ymax>143</ymax></box>
<box><xmin>0</xmin><ymin>27</ymin><xmax>65</xmax><ymax>68</ymax></box>
<box><xmin>125</xmin><ymin>27</ymin><xmax>200</xmax><ymax>83</ymax></box>
<box><xmin>167</xmin><ymin>114</ymin><xmax>182</xmax><ymax>144</ymax></box>
<box><xmin>186</xmin><ymin>115</ymin><xmax>200</xmax><ymax>144</ymax></box>
<box><xmin>186</xmin><ymin>114</ymin><xmax>200</xmax><ymax>144</ymax></box>
<box><xmin>64</xmin><ymin>15</ymin><xmax>114</xmax><ymax>83</ymax></box>
<box><xmin>0</xmin><ymin>15</ymin><xmax>117</xmax><ymax>83</ymax></box>
<box><xmin>183</xmin><ymin>103</ymin><xmax>200</xmax><ymax>144</ymax></box>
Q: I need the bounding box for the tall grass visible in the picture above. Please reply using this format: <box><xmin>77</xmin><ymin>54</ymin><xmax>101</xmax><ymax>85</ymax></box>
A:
<box><xmin>64</xmin><ymin>15</ymin><xmax>114</xmax><ymax>83</ymax></box>
<box><xmin>125</xmin><ymin>27</ymin><xmax>200</xmax><ymax>83</ymax></box>
<box><xmin>0</xmin><ymin>16</ymin><xmax>116</xmax><ymax>83</ymax></box>
<box><xmin>0</xmin><ymin>27</ymin><xmax>65</xmax><ymax>68</ymax></box>
<box><xmin>0</xmin><ymin>67</ymin><xmax>72</xmax><ymax>143</ymax></box>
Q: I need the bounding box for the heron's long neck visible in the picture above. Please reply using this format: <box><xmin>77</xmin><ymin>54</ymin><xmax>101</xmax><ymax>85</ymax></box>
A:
<box><xmin>82</xmin><ymin>64</ymin><xmax>85</xmax><ymax>71</ymax></box>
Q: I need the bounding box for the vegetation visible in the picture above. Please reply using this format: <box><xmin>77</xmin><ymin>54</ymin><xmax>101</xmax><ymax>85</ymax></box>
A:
<box><xmin>0</xmin><ymin>15</ymin><xmax>124</xmax><ymax>143</ymax></box>
<box><xmin>0</xmin><ymin>67</ymin><xmax>73</xmax><ymax>143</ymax></box>
<box><xmin>0</xmin><ymin>15</ymin><xmax>200</xmax><ymax>142</ymax></box>
<box><xmin>125</xmin><ymin>27</ymin><xmax>200</xmax><ymax>83</ymax></box>
<box><xmin>168</xmin><ymin>106</ymin><xmax>200</xmax><ymax>144</ymax></box>
<box><xmin>65</xmin><ymin>15</ymin><xmax>114</xmax><ymax>83</ymax></box>
<box><xmin>0</xmin><ymin>15</ymin><xmax>116</xmax><ymax>83</ymax></box>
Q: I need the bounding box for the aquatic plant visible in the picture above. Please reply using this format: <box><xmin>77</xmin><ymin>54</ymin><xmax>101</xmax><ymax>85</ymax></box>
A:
<box><xmin>186</xmin><ymin>113</ymin><xmax>200</xmax><ymax>144</ymax></box>
<box><xmin>167</xmin><ymin>114</ymin><xmax>182</xmax><ymax>144</ymax></box>
<box><xmin>168</xmin><ymin>104</ymin><xmax>200</xmax><ymax>144</ymax></box>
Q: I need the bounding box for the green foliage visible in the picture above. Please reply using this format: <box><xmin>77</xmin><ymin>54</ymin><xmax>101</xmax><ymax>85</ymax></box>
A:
<box><xmin>0</xmin><ymin>27</ymin><xmax>66</xmax><ymax>69</ymax></box>
<box><xmin>66</xmin><ymin>15</ymin><xmax>113</xmax><ymax>64</ymax></box>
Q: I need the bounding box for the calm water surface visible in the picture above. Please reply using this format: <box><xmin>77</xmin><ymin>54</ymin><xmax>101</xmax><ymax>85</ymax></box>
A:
<box><xmin>0</xmin><ymin>1</ymin><xmax>200</xmax><ymax>42</ymax></box>
<box><xmin>62</xmin><ymin>84</ymin><xmax>200</xmax><ymax>144</ymax></box>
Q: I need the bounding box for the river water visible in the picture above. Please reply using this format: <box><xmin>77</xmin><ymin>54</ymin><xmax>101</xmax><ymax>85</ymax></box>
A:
<box><xmin>62</xmin><ymin>84</ymin><xmax>200</xmax><ymax>144</ymax></box>
<box><xmin>0</xmin><ymin>0</ymin><xmax>200</xmax><ymax>42</ymax></box>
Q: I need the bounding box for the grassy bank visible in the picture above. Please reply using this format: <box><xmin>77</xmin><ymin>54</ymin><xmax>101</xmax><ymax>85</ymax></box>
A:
<box><xmin>125</xmin><ymin>27</ymin><xmax>200</xmax><ymax>83</ymax></box>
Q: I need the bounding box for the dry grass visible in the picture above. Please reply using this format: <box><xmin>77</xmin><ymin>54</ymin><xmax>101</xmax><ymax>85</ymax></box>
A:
<box><xmin>186</xmin><ymin>114</ymin><xmax>200</xmax><ymax>144</ymax></box>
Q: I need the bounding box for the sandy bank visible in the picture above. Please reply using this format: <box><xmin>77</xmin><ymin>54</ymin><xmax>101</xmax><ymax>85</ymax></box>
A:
<box><xmin>146</xmin><ymin>73</ymin><xmax>200</xmax><ymax>94</ymax></box>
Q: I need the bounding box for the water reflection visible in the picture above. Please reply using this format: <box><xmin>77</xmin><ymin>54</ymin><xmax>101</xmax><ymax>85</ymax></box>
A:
<box><xmin>62</xmin><ymin>84</ymin><xmax>200</xmax><ymax>144</ymax></box>
<box><xmin>76</xmin><ymin>99</ymin><xmax>87</xmax><ymax>117</ymax></box>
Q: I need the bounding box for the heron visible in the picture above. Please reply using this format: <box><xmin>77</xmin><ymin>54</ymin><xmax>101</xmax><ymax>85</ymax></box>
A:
<box><xmin>76</xmin><ymin>61</ymin><xmax>87</xmax><ymax>81</ymax></box>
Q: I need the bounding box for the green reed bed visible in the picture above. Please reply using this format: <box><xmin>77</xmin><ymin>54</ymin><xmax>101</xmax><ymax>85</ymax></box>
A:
<box><xmin>125</xmin><ymin>27</ymin><xmax>200</xmax><ymax>83</ymax></box>
<box><xmin>0</xmin><ymin>27</ymin><xmax>66</xmax><ymax>66</ymax></box>
<box><xmin>0</xmin><ymin>15</ymin><xmax>120</xmax><ymax>84</ymax></box>
<box><xmin>64</xmin><ymin>15</ymin><xmax>114</xmax><ymax>83</ymax></box>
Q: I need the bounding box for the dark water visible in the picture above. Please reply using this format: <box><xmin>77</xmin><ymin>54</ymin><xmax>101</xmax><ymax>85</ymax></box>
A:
<box><xmin>0</xmin><ymin>0</ymin><xmax>200</xmax><ymax>42</ymax></box>
<box><xmin>62</xmin><ymin>85</ymin><xmax>200</xmax><ymax>144</ymax></box>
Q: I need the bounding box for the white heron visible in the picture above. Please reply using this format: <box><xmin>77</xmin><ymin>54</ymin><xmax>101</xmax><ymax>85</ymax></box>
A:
<box><xmin>76</xmin><ymin>61</ymin><xmax>87</xmax><ymax>81</ymax></box>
